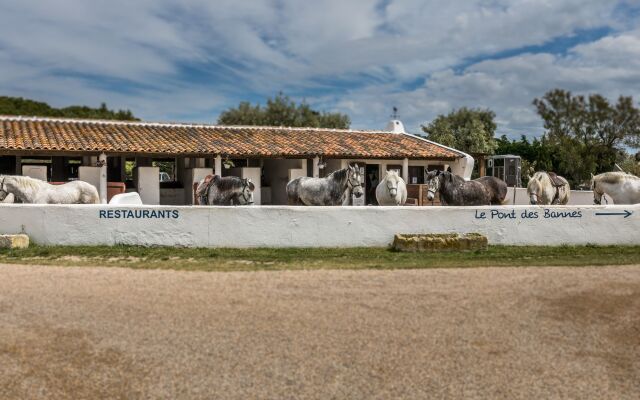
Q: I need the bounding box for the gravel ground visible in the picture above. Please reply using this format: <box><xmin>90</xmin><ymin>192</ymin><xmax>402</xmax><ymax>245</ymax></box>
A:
<box><xmin>0</xmin><ymin>264</ymin><xmax>638</xmax><ymax>400</ymax></box>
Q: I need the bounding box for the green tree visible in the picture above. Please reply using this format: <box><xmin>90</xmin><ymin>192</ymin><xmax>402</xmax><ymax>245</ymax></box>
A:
<box><xmin>421</xmin><ymin>107</ymin><xmax>497</xmax><ymax>154</ymax></box>
<box><xmin>533</xmin><ymin>89</ymin><xmax>640</xmax><ymax>185</ymax></box>
<box><xmin>0</xmin><ymin>96</ymin><xmax>138</xmax><ymax>120</ymax></box>
<box><xmin>217</xmin><ymin>93</ymin><xmax>350</xmax><ymax>129</ymax></box>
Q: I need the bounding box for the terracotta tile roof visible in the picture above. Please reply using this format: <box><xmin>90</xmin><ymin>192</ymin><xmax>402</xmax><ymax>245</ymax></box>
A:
<box><xmin>0</xmin><ymin>115</ymin><xmax>461</xmax><ymax>160</ymax></box>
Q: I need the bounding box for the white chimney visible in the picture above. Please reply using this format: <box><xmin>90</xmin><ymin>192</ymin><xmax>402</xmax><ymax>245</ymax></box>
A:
<box><xmin>385</xmin><ymin>119</ymin><xmax>406</xmax><ymax>134</ymax></box>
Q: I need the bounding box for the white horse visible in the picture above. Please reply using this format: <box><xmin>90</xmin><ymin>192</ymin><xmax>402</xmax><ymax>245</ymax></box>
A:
<box><xmin>0</xmin><ymin>175</ymin><xmax>100</xmax><ymax>204</ymax></box>
<box><xmin>591</xmin><ymin>172</ymin><xmax>640</xmax><ymax>204</ymax></box>
<box><xmin>287</xmin><ymin>165</ymin><xmax>364</xmax><ymax>206</ymax></box>
<box><xmin>527</xmin><ymin>171</ymin><xmax>570</xmax><ymax>205</ymax></box>
<box><xmin>376</xmin><ymin>170</ymin><xmax>407</xmax><ymax>206</ymax></box>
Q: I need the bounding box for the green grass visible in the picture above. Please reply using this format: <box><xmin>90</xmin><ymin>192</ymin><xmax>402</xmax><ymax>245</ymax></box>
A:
<box><xmin>0</xmin><ymin>245</ymin><xmax>638</xmax><ymax>272</ymax></box>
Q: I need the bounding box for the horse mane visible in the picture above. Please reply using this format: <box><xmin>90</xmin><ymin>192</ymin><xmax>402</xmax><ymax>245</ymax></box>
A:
<box><xmin>215</xmin><ymin>176</ymin><xmax>245</xmax><ymax>191</ymax></box>
<box><xmin>384</xmin><ymin>170</ymin><xmax>399</xmax><ymax>182</ymax></box>
<box><xmin>328</xmin><ymin>168</ymin><xmax>348</xmax><ymax>184</ymax></box>
<box><xmin>595</xmin><ymin>171</ymin><xmax>639</xmax><ymax>184</ymax></box>
<box><xmin>443</xmin><ymin>171</ymin><xmax>465</xmax><ymax>185</ymax></box>
<box><xmin>5</xmin><ymin>175</ymin><xmax>44</xmax><ymax>191</ymax></box>
<box><xmin>531</xmin><ymin>171</ymin><xmax>548</xmax><ymax>182</ymax></box>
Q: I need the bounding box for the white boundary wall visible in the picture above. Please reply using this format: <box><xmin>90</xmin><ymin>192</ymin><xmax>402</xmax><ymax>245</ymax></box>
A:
<box><xmin>0</xmin><ymin>204</ymin><xmax>638</xmax><ymax>247</ymax></box>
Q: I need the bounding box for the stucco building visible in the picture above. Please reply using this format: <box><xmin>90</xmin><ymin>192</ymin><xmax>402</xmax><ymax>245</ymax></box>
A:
<box><xmin>0</xmin><ymin>115</ymin><xmax>473</xmax><ymax>204</ymax></box>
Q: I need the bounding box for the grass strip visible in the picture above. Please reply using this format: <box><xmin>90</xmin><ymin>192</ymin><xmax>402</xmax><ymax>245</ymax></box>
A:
<box><xmin>0</xmin><ymin>244</ymin><xmax>638</xmax><ymax>272</ymax></box>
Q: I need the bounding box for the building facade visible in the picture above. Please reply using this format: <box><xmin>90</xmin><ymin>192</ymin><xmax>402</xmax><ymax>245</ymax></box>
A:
<box><xmin>0</xmin><ymin>116</ymin><xmax>474</xmax><ymax>205</ymax></box>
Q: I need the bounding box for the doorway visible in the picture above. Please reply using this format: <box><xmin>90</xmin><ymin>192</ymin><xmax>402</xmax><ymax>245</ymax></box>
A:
<box><xmin>408</xmin><ymin>166</ymin><xmax>424</xmax><ymax>184</ymax></box>
<box><xmin>365</xmin><ymin>164</ymin><xmax>380</xmax><ymax>205</ymax></box>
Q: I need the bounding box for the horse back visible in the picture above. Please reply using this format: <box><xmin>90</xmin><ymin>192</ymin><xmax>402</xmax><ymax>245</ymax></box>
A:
<box><xmin>475</xmin><ymin>176</ymin><xmax>508</xmax><ymax>204</ymax></box>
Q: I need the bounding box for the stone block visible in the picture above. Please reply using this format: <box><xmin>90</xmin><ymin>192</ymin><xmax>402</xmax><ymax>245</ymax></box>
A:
<box><xmin>392</xmin><ymin>233</ymin><xmax>487</xmax><ymax>252</ymax></box>
<box><xmin>0</xmin><ymin>234</ymin><xmax>30</xmax><ymax>249</ymax></box>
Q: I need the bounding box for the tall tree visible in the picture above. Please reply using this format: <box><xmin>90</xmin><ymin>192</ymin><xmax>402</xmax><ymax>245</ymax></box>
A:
<box><xmin>217</xmin><ymin>93</ymin><xmax>350</xmax><ymax>129</ymax></box>
<box><xmin>421</xmin><ymin>107</ymin><xmax>497</xmax><ymax>154</ymax></box>
<box><xmin>0</xmin><ymin>96</ymin><xmax>138</xmax><ymax>120</ymax></box>
<box><xmin>533</xmin><ymin>89</ymin><xmax>640</xmax><ymax>184</ymax></box>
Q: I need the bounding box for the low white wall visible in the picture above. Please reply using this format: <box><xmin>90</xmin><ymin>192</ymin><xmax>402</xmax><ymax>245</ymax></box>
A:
<box><xmin>0</xmin><ymin>204</ymin><xmax>637</xmax><ymax>248</ymax></box>
<box><xmin>504</xmin><ymin>188</ymin><xmax>606</xmax><ymax>205</ymax></box>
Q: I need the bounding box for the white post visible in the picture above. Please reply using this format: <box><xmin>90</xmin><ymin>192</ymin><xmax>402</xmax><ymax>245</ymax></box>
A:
<box><xmin>215</xmin><ymin>155</ymin><xmax>222</xmax><ymax>176</ymax></box>
<box><xmin>99</xmin><ymin>153</ymin><xmax>108</xmax><ymax>204</ymax></box>
<box><xmin>300</xmin><ymin>159</ymin><xmax>307</xmax><ymax>177</ymax></box>
<box><xmin>313</xmin><ymin>156</ymin><xmax>320</xmax><ymax>178</ymax></box>
<box><xmin>402</xmin><ymin>158</ymin><xmax>409</xmax><ymax>181</ymax></box>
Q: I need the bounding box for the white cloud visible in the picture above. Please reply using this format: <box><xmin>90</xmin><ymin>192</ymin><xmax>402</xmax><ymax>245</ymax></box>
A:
<box><xmin>0</xmin><ymin>0</ymin><xmax>638</xmax><ymax>135</ymax></box>
<box><xmin>335</xmin><ymin>30</ymin><xmax>640</xmax><ymax>136</ymax></box>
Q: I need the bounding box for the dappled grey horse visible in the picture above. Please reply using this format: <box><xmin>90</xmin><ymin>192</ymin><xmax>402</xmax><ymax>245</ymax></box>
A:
<box><xmin>475</xmin><ymin>176</ymin><xmax>508</xmax><ymax>205</ymax></box>
<box><xmin>196</xmin><ymin>175</ymin><xmax>255</xmax><ymax>205</ymax></box>
<box><xmin>287</xmin><ymin>165</ymin><xmax>364</xmax><ymax>205</ymax></box>
<box><xmin>425</xmin><ymin>170</ymin><xmax>491</xmax><ymax>206</ymax></box>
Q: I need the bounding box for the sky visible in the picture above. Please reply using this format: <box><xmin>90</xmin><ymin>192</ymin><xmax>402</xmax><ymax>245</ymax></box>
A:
<box><xmin>1</xmin><ymin>0</ymin><xmax>639</xmax><ymax>138</ymax></box>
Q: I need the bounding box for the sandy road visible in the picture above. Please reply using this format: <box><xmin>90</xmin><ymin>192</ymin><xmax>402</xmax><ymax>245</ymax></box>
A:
<box><xmin>0</xmin><ymin>263</ymin><xmax>639</xmax><ymax>399</ymax></box>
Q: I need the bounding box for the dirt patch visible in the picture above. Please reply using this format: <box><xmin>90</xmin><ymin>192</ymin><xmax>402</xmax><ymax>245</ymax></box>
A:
<box><xmin>539</xmin><ymin>281</ymin><xmax>640</xmax><ymax>384</ymax></box>
<box><xmin>0</xmin><ymin>323</ymin><xmax>150</xmax><ymax>399</ymax></box>
<box><xmin>0</xmin><ymin>264</ymin><xmax>639</xmax><ymax>399</ymax></box>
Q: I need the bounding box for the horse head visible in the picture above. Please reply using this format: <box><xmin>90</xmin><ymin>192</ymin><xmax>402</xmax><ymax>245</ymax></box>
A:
<box><xmin>238</xmin><ymin>178</ymin><xmax>255</xmax><ymax>205</ymax></box>
<box><xmin>425</xmin><ymin>170</ymin><xmax>444</xmax><ymax>201</ymax></box>
<box><xmin>527</xmin><ymin>174</ymin><xmax>541</xmax><ymax>205</ymax></box>
<box><xmin>384</xmin><ymin>170</ymin><xmax>400</xmax><ymax>197</ymax></box>
<box><xmin>591</xmin><ymin>175</ymin><xmax>606</xmax><ymax>205</ymax></box>
<box><xmin>347</xmin><ymin>164</ymin><xmax>364</xmax><ymax>199</ymax></box>
<box><xmin>0</xmin><ymin>176</ymin><xmax>8</xmax><ymax>202</ymax></box>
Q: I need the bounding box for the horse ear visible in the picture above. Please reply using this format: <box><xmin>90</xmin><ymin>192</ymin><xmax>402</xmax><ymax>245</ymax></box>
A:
<box><xmin>590</xmin><ymin>173</ymin><xmax>594</xmax><ymax>178</ymax></box>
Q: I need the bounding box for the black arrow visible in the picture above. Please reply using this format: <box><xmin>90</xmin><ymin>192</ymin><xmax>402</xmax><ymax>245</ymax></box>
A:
<box><xmin>595</xmin><ymin>210</ymin><xmax>633</xmax><ymax>218</ymax></box>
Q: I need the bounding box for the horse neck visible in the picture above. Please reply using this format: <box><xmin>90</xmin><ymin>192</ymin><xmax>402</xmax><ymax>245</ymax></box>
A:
<box><xmin>329</xmin><ymin>169</ymin><xmax>349</xmax><ymax>191</ymax></box>
<box><xmin>441</xmin><ymin>173</ymin><xmax>461</xmax><ymax>189</ymax></box>
<box><xmin>439</xmin><ymin>175</ymin><xmax>454</xmax><ymax>199</ymax></box>
<box><xmin>595</xmin><ymin>179</ymin><xmax>628</xmax><ymax>201</ymax></box>
<box><xmin>6</xmin><ymin>176</ymin><xmax>42</xmax><ymax>201</ymax></box>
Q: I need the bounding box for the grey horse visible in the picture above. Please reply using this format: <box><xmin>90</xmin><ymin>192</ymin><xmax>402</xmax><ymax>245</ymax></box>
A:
<box><xmin>287</xmin><ymin>165</ymin><xmax>364</xmax><ymax>205</ymax></box>
<box><xmin>196</xmin><ymin>175</ymin><xmax>255</xmax><ymax>205</ymax></box>
<box><xmin>425</xmin><ymin>170</ymin><xmax>491</xmax><ymax>206</ymax></box>
<box><xmin>475</xmin><ymin>176</ymin><xmax>508</xmax><ymax>205</ymax></box>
